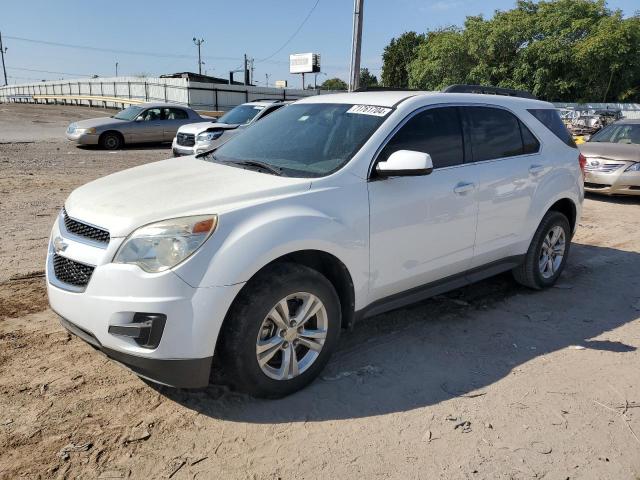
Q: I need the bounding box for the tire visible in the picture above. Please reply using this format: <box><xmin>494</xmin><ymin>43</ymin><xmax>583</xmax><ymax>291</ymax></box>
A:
<box><xmin>512</xmin><ymin>210</ymin><xmax>571</xmax><ymax>289</ymax></box>
<box><xmin>216</xmin><ymin>262</ymin><xmax>341</xmax><ymax>398</ymax></box>
<box><xmin>99</xmin><ymin>132</ymin><xmax>123</xmax><ymax>150</ymax></box>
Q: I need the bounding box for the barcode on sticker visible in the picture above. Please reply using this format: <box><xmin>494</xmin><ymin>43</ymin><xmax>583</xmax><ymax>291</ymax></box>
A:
<box><xmin>346</xmin><ymin>105</ymin><xmax>392</xmax><ymax>117</ymax></box>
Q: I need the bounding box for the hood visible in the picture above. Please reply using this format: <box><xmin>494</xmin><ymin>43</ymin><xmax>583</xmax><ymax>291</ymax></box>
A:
<box><xmin>177</xmin><ymin>122</ymin><xmax>237</xmax><ymax>135</ymax></box>
<box><xmin>65</xmin><ymin>157</ymin><xmax>312</xmax><ymax>237</ymax></box>
<box><xmin>72</xmin><ymin>117</ymin><xmax>127</xmax><ymax>129</ymax></box>
<box><xmin>579</xmin><ymin>142</ymin><xmax>640</xmax><ymax>162</ymax></box>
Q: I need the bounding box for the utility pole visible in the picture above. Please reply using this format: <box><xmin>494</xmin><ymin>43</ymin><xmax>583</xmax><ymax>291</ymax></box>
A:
<box><xmin>0</xmin><ymin>32</ymin><xmax>8</xmax><ymax>86</ymax></box>
<box><xmin>243</xmin><ymin>54</ymin><xmax>249</xmax><ymax>85</ymax></box>
<box><xmin>193</xmin><ymin>37</ymin><xmax>205</xmax><ymax>75</ymax></box>
<box><xmin>348</xmin><ymin>0</ymin><xmax>364</xmax><ymax>92</ymax></box>
<box><xmin>115</xmin><ymin>62</ymin><xmax>119</xmax><ymax>77</ymax></box>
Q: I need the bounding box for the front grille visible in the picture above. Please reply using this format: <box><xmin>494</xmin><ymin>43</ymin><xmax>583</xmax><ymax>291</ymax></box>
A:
<box><xmin>176</xmin><ymin>132</ymin><xmax>195</xmax><ymax>147</ymax></box>
<box><xmin>62</xmin><ymin>208</ymin><xmax>110</xmax><ymax>244</ymax></box>
<box><xmin>52</xmin><ymin>254</ymin><xmax>95</xmax><ymax>288</ymax></box>
<box><xmin>584</xmin><ymin>161</ymin><xmax>625</xmax><ymax>173</ymax></box>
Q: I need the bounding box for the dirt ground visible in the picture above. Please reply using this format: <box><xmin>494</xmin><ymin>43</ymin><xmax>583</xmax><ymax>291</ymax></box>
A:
<box><xmin>1</xmin><ymin>103</ymin><xmax>639</xmax><ymax>479</ymax></box>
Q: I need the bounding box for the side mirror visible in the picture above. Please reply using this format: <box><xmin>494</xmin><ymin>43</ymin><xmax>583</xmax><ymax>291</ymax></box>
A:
<box><xmin>583</xmin><ymin>134</ymin><xmax>591</xmax><ymax>142</ymax></box>
<box><xmin>376</xmin><ymin>150</ymin><xmax>433</xmax><ymax>177</ymax></box>
<box><xmin>135</xmin><ymin>115</ymin><xmax>144</xmax><ymax>122</ymax></box>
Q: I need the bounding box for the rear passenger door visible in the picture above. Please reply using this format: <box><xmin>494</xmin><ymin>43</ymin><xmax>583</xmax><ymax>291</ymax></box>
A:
<box><xmin>460</xmin><ymin>106</ymin><xmax>542</xmax><ymax>268</ymax></box>
<box><xmin>162</xmin><ymin>108</ymin><xmax>191</xmax><ymax>141</ymax></box>
<box><xmin>368</xmin><ymin>106</ymin><xmax>479</xmax><ymax>302</ymax></box>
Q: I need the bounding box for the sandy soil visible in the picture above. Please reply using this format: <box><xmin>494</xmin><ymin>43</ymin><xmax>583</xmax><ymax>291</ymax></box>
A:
<box><xmin>1</xmin><ymin>104</ymin><xmax>640</xmax><ymax>479</ymax></box>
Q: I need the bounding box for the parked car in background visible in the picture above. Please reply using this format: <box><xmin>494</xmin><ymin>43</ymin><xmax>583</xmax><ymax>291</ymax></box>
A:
<box><xmin>48</xmin><ymin>88</ymin><xmax>583</xmax><ymax>398</ymax></box>
<box><xmin>172</xmin><ymin>100</ymin><xmax>289</xmax><ymax>156</ymax></box>
<box><xmin>580</xmin><ymin>119</ymin><xmax>640</xmax><ymax>196</ymax></box>
<box><xmin>66</xmin><ymin>103</ymin><xmax>208</xmax><ymax>150</ymax></box>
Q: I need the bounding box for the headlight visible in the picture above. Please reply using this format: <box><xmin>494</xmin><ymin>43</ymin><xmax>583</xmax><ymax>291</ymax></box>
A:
<box><xmin>625</xmin><ymin>163</ymin><xmax>640</xmax><ymax>172</ymax></box>
<box><xmin>196</xmin><ymin>131</ymin><xmax>223</xmax><ymax>143</ymax></box>
<box><xmin>76</xmin><ymin>127</ymin><xmax>97</xmax><ymax>134</ymax></box>
<box><xmin>114</xmin><ymin>215</ymin><xmax>217</xmax><ymax>273</ymax></box>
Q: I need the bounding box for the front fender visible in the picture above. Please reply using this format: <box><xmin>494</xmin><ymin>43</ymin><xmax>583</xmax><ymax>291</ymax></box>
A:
<box><xmin>173</xmin><ymin>187</ymin><xmax>370</xmax><ymax>309</ymax></box>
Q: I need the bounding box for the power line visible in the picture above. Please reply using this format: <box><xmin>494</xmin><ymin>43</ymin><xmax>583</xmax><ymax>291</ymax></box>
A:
<box><xmin>256</xmin><ymin>0</ymin><xmax>321</xmax><ymax>62</ymax></box>
<box><xmin>8</xmin><ymin>66</ymin><xmax>92</xmax><ymax>77</ymax></box>
<box><xmin>4</xmin><ymin>35</ymin><xmax>239</xmax><ymax>62</ymax></box>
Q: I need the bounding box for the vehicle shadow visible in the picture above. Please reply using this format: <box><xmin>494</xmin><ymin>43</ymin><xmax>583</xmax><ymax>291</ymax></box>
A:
<box><xmin>157</xmin><ymin>242</ymin><xmax>639</xmax><ymax>423</ymax></box>
<box><xmin>76</xmin><ymin>143</ymin><xmax>172</xmax><ymax>151</ymax></box>
<box><xmin>585</xmin><ymin>192</ymin><xmax>640</xmax><ymax>204</ymax></box>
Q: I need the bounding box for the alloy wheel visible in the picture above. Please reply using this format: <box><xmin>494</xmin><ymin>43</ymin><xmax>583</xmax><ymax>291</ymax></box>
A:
<box><xmin>538</xmin><ymin>225</ymin><xmax>566</xmax><ymax>279</ymax></box>
<box><xmin>256</xmin><ymin>292</ymin><xmax>328</xmax><ymax>381</ymax></box>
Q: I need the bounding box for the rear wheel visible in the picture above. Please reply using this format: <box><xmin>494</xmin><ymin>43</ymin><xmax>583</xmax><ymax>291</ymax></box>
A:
<box><xmin>99</xmin><ymin>132</ymin><xmax>123</xmax><ymax>150</ymax></box>
<box><xmin>216</xmin><ymin>263</ymin><xmax>341</xmax><ymax>398</ymax></box>
<box><xmin>512</xmin><ymin>211</ymin><xmax>571</xmax><ymax>289</ymax></box>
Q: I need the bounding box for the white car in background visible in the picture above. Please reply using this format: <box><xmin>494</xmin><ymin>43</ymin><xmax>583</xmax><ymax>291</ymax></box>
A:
<box><xmin>48</xmin><ymin>87</ymin><xmax>583</xmax><ymax>398</ymax></box>
<box><xmin>172</xmin><ymin>100</ymin><xmax>289</xmax><ymax>156</ymax></box>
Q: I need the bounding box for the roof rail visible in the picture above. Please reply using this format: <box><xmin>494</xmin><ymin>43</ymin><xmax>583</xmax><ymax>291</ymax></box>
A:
<box><xmin>442</xmin><ymin>84</ymin><xmax>537</xmax><ymax>100</ymax></box>
<box><xmin>353</xmin><ymin>86</ymin><xmax>423</xmax><ymax>92</ymax></box>
<box><xmin>250</xmin><ymin>98</ymin><xmax>284</xmax><ymax>103</ymax></box>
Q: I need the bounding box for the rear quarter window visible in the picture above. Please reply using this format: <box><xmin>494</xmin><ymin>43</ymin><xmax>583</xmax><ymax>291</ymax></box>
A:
<box><xmin>527</xmin><ymin>109</ymin><xmax>576</xmax><ymax>148</ymax></box>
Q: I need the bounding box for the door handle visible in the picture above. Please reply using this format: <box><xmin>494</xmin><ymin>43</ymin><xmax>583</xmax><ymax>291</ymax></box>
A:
<box><xmin>453</xmin><ymin>182</ymin><xmax>476</xmax><ymax>195</ymax></box>
<box><xmin>529</xmin><ymin>164</ymin><xmax>544</xmax><ymax>175</ymax></box>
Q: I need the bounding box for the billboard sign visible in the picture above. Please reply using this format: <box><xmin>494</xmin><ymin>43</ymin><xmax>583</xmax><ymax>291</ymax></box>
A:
<box><xmin>289</xmin><ymin>53</ymin><xmax>321</xmax><ymax>74</ymax></box>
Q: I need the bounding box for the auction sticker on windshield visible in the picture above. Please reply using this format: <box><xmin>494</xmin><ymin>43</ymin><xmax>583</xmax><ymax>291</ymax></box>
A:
<box><xmin>347</xmin><ymin>105</ymin><xmax>392</xmax><ymax>117</ymax></box>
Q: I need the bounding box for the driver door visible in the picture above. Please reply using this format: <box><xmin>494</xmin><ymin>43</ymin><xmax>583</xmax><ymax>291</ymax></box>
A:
<box><xmin>367</xmin><ymin>106</ymin><xmax>479</xmax><ymax>303</ymax></box>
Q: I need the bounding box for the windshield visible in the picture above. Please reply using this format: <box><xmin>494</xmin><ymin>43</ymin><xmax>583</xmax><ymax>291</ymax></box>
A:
<box><xmin>590</xmin><ymin>124</ymin><xmax>640</xmax><ymax>145</ymax></box>
<box><xmin>207</xmin><ymin>103</ymin><xmax>389</xmax><ymax>177</ymax></box>
<box><xmin>113</xmin><ymin>105</ymin><xmax>145</xmax><ymax>121</ymax></box>
<box><xmin>217</xmin><ymin>104</ymin><xmax>265</xmax><ymax>125</ymax></box>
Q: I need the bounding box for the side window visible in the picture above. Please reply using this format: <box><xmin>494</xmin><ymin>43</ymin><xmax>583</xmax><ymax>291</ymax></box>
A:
<box><xmin>140</xmin><ymin>108</ymin><xmax>162</xmax><ymax>122</ymax></box>
<box><xmin>527</xmin><ymin>109</ymin><xmax>576</xmax><ymax>148</ymax></box>
<box><xmin>520</xmin><ymin>121</ymin><xmax>540</xmax><ymax>154</ymax></box>
<box><xmin>164</xmin><ymin>108</ymin><xmax>188</xmax><ymax>120</ymax></box>
<box><xmin>464</xmin><ymin>106</ymin><xmax>524</xmax><ymax>161</ymax></box>
<box><xmin>379</xmin><ymin>107</ymin><xmax>464</xmax><ymax>169</ymax></box>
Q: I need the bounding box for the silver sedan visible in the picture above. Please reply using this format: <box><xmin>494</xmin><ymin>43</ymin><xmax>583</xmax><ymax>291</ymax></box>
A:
<box><xmin>66</xmin><ymin>103</ymin><xmax>208</xmax><ymax>150</ymax></box>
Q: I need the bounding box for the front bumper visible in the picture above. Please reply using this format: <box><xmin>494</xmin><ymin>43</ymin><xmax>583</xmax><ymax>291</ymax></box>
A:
<box><xmin>584</xmin><ymin>168</ymin><xmax>640</xmax><ymax>196</ymax></box>
<box><xmin>57</xmin><ymin>315</ymin><xmax>212</xmax><ymax>387</ymax></box>
<box><xmin>66</xmin><ymin>131</ymin><xmax>99</xmax><ymax>145</ymax></box>
<box><xmin>171</xmin><ymin>138</ymin><xmax>215</xmax><ymax>156</ymax></box>
<box><xmin>46</xmin><ymin>216</ymin><xmax>245</xmax><ymax>388</ymax></box>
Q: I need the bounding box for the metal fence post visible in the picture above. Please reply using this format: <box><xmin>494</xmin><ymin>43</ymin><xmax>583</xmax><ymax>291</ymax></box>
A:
<box><xmin>214</xmin><ymin>88</ymin><xmax>218</xmax><ymax>111</ymax></box>
<box><xmin>144</xmin><ymin>82</ymin><xmax>148</xmax><ymax>101</ymax></box>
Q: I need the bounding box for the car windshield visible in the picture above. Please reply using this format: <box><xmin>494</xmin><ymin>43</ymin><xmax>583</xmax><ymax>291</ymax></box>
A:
<box><xmin>217</xmin><ymin>105</ymin><xmax>265</xmax><ymax>125</ymax></box>
<box><xmin>113</xmin><ymin>105</ymin><xmax>145</xmax><ymax>121</ymax></box>
<box><xmin>590</xmin><ymin>124</ymin><xmax>640</xmax><ymax>145</ymax></box>
<box><xmin>207</xmin><ymin>103</ymin><xmax>390</xmax><ymax>177</ymax></box>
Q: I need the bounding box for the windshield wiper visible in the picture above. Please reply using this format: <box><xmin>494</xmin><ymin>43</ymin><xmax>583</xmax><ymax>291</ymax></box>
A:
<box><xmin>229</xmin><ymin>160</ymin><xmax>286</xmax><ymax>176</ymax></box>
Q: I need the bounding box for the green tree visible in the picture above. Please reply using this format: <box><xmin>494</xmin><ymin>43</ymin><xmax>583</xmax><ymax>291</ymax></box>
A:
<box><xmin>360</xmin><ymin>68</ymin><xmax>379</xmax><ymax>88</ymax></box>
<box><xmin>320</xmin><ymin>77</ymin><xmax>348</xmax><ymax>90</ymax></box>
<box><xmin>401</xmin><ymin>0</ymin><xmax>640</xmax><ymax>102</ymax></box>
<box><xmin>381</xmin><ymin>32</ymin><xmax>426</xmax><ymax>88</ymax></box>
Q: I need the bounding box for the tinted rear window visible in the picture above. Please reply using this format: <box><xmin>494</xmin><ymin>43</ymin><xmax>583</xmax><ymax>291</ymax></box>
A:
<box><xmin>465</xmin><ymin>107</ymin><xmax>525</xmax><ymax>161</ymax></box>
<box><xmin>527</xmin><ymin>109</ymin><xmax>576</xmax><ymax>148</ymax></box>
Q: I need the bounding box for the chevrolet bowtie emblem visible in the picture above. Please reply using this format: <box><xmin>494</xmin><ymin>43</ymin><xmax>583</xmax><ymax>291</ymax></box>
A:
<box><xmin>53</xmin><ymin>236</ymin><xmax>68</xmax><ymax>254</ymax></box>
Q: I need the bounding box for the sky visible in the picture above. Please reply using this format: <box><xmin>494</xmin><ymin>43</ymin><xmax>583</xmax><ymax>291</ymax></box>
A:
<box><xmin>1</xmin><ymin>0</ymin><xmax>638</xmax><ymax>87</ymax></box>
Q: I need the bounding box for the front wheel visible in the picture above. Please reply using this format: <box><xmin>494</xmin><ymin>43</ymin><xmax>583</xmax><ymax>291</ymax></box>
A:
<box><xmin>216</xmin><ymin>263</ymin><xmax>341</xmax><ymax>398</ymax></box>
<box><xmin>512</xmin><ymin>211</ymin><xmax>571</xmax><ymax>289</ymax></box>
<box><xmin>99</xmin><ymin>132</ymin><xmax>122</xmax><ymax>150</ymax></box>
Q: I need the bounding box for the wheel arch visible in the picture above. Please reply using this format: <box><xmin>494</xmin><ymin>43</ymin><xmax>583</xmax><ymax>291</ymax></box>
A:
<box><xmin>547</xmin><ymin>197</ymin><xmax>577</xmax><ymax>234</ymax></box>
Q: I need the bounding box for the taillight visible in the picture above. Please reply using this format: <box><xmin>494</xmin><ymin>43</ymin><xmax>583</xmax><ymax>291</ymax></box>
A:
<box><xmin>578</xmin><ymin>153</ymin><xmax>587</xmax><ymax>179</ymax></box>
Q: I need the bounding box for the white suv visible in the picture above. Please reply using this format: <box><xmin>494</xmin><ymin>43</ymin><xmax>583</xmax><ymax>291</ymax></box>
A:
<box><xmin>171</xmin><ymin>100</ymin><xmax>288</xmax><ymax>156</ymax></box>
<box><xmin>47</xmin><ymin>89</ymin><xmax>584</xmax><ymax>397</ymax></box>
